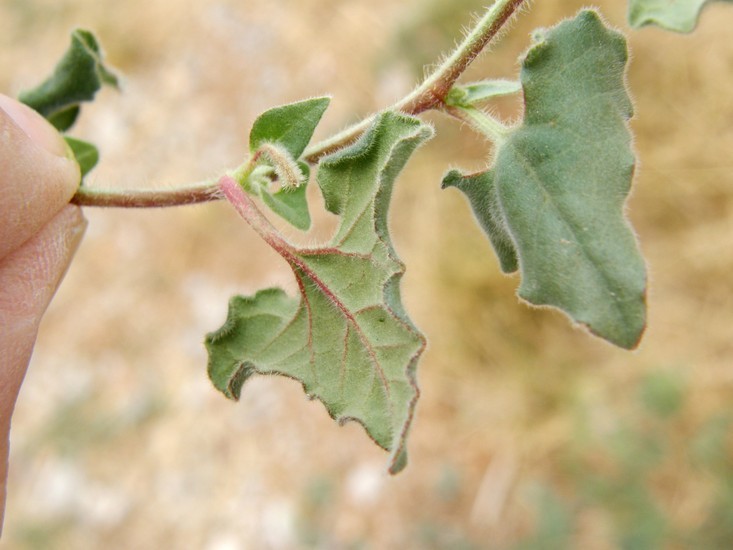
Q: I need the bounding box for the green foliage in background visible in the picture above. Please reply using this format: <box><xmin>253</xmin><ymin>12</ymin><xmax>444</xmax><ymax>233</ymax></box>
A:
<box><xmin>517</xmin><ymin>372</ymin><xmax>733</xmax><ymax>550</ymax></box>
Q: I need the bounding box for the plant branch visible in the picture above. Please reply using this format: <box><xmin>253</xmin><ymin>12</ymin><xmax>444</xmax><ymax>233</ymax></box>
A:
<box><xmin>218</xmin><ymin>175</ymin><xmax>292</xmax><ymax>254</ymax></box>
<box><xmin>303</xmin><ymin>0</ymin><xmax>527</xmax><ymax>162</ymax></box>
<box><xmin>71</xmin><ymin>181</ymin><xmax>221</xmax><ymax>208</ymax></box>
<box><xmin>71</xmin><ymin>0</ymin><xmax>528</xmax><ymax>208</ymax></box>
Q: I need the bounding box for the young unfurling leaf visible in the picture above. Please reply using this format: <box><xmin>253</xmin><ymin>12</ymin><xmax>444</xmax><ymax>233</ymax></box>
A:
<box><xmin>244</xmin><ymin>97</ymin><xmax>331</xmax><ymax>230</ymax></box>
<box><xmin>445</xmin><ymin>79</ymin><xmax>522</xmax><ymax>108</ymax></box>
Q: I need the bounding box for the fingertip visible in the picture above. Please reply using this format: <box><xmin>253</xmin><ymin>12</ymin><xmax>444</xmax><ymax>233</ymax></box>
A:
<box><xmin>0</xmin><ymin>94</ymin><xmax>73</xmax><ymax>160</ymax></box>
<box><xmin>0</xmin><ymin>93</ymin><xmax>81</xmax><ymax>199</ymax></box>
<box><xmin>0</xmin><ymin>96</ymin><xmax>82</xmax><ymax>259</ymax></box>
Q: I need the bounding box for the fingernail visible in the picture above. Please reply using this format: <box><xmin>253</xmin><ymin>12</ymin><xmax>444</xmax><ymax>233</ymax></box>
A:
<box><xmin>0</xmin><ymin>93</ymin><xmax>70</xmax><ymax>158</ymax></box>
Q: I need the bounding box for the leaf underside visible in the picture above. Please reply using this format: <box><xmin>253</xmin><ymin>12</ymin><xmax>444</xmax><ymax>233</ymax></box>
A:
<box><xmin>442</xmin><ymin>169</ymin><xmax>518</xmax><ymax>273</ymax></box>
<box><xmin>258</xmin><ymin>176</ymin><xmax>311</xmax><ymax>231</ymax></box>
<box><xmin>628</xmin><ymin>0</ymin><xmax>732</xmax><ymax>32</ymax></box>
<box><xmin>445</xmin><ymin>10</ymin><xmax>647</xmax><ymax>349</ymax></box>
<box><xmin>207</xmin><ymin>112</ymin><xmax>433</xmax><ymax>473</ymax></box>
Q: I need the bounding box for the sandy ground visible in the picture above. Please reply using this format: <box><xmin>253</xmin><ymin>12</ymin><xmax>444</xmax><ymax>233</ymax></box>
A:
<box><xmin>2</xmin><ymin>0</ymin><xmax>733</xmax><ymax>548</ymax></box>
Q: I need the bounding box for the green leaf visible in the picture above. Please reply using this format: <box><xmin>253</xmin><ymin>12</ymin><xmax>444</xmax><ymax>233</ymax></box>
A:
<box><xmin>247</xmin><ymin>98</ymin><xmax>330</xmax><ymax>229</ymax></box>
<box><xmin>48</xmin><ymin>106</ymin><xmax>81</xmax><ymax>133</ymax></box>
<box><xmin>257</xmin><ymin>162</ymin><xmax>312</xmax><ymax>231</ymax></box>
<box><xmin>441</xmin><ymin>169</ymin><xmax>518</xmax><ymax>273</ymax></box>
<box><xmin>445</xmin><ymin>79</ymin><xmax>522</xmax><ymax>108</ymax></box>
<box><xmin>207</xmin><ymin>112</ymin><xmax>433</xmax><ymax>473</ymax></box>
<box><xmin>628</xmin><ymin>0</ymin><xmax>732</xmax><ymax>33</ymax></box>
<box><xmin>64</xmin><ymin>136</ymin><xmax>99</xmax><ymax>178</ymax></box>
<box><xmin>19</xmin><ymin>29</ymin><xmax>119</xmax><ymax>131</ymax></box>
<box><xmin>446</xmin><ymin>10</ymin><xmax>646</xmax><ymax>349</ymax></box>
<box><xmin>249</xmin><ymin>97</ymin><xmax>330</xmax><ymax>158</ymax></box>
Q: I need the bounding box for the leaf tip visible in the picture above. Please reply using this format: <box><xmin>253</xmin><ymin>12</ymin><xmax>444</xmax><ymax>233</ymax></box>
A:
<box><xmin>388</xmin><ymin>448</ymin><xmax>409</xmax><ymax>475</ymax></box>
<box><xmin>515</xmin><ymin>282</ymin><xmax>648</xmax><ymax>350</ymax></box>
<box><xmin>249</xmin><ymin>96</ymin><xmax>332</xmax><ymax>158</ymax></box>
<box><xmin>440</xmin><ymin>168</ymin><xmax>463</xmax><ymax>190</ymax></box>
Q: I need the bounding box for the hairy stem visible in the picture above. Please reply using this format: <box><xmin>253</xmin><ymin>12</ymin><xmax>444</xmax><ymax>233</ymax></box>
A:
<box><xmin>218</xmin><ymin>175</ymin><xmax>292</xmax><ymax>254</ymax></box>
<box><xmin>72</xmin><ymin>181</ymin><xmax>220</xmax><ymax>207</ymax></box>
<box><xmin>445</xmin><ymin>105</ymin><xmax>511</xmax><ymax>144</ymax></box>
<box><xmin>304</xmin><ymin>0</ymin><xmax>527</xmax><ymax>162</ymax></box>
<box><xmin>72</xmin><ymin>0</ymin><xmax>528</xmax><ymax>208</ymax></box>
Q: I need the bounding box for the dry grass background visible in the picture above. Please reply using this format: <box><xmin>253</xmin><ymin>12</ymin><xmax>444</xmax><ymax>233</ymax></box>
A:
<box><xmin>2</xmin><ymin>0</ymin><xmax>733</xmax><ymax>548</ymax></box>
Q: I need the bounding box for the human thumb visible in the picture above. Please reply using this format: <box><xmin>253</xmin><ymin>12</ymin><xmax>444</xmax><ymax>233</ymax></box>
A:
<box><xmin>0</xmin><ymin>94</ymin><xmax>81</xmax><ymax>258</ymax></box>
<box><xmin>0</xmin><ymin>94</ymin><xmax>86</xmax><ymax>534</ymax></box>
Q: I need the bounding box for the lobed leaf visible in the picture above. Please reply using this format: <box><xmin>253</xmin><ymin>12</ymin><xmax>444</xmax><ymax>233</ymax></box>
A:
<box><xmin>207</xmin><ymin>112</ymin><xmax>433</xmax><ymax>473</ymax></box>
<box><xmin>628</xmin><ymin>0</ymin><xmax>732</xmax><ymax>32</ymax></box>
<box><xmin>19</xmin><ymin>29</ymin><xmax>119</xmax><ymax>131</ymax></box>
<box><xmin>446</xmin><ymin>10</ymin><xmax>647</xmax><ymax>349</ymax></box>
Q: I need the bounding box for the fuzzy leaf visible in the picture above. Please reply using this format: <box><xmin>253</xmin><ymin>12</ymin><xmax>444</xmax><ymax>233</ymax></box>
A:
<box><xmin>628</xmin><ymin>0</ymin><xmax>732</xmax><ymax>32</ymax></box>
<box><xmin>64</xmin><ymin>136</ymin><xmax>99</xmax><ymax>178</ymax></box>
<box><xmin>446</xmin><ymin>11</ymin><xmax>646</xmax><ymax>349</ymax></box>
<box><xmin>446</xmin><ymin>79</ymin><xmax>522</xmax><ymax>108</ymax></box>
<box><xmin>207</xmin><ymin>112</ymin><xmax>432</xmax><ymax>473</ymax></box>
<box><xmin>442</xmin><ymin>169</ymin><xmax>518</xmax><ymax>273</ymax></box>
<box><xmin>504</xmin><ymin>11</ymin><xmax>645</xmax><ymax>348</ymax></box>
<box><xmin>19</xmin><ymin>29</ymin><xmax>119</xmax><ymax>131</ymax></box>
<box><xmin>249</xmin><ymin>97</ymin><xmax>330</xmax><ymax>158</ymax></box>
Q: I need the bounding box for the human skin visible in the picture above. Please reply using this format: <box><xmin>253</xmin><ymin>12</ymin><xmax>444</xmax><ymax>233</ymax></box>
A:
<box><xmin>0</xmin><ymin>93</ymin><xmax>86</xmax><ymax>534</ymax></box>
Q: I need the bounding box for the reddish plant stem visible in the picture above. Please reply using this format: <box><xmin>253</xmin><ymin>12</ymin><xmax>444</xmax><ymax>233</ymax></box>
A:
<box><xmin>72</xmin><ymin>183</ymin><xmax>221</xmax><ymax>208</ymax></box>
<box><xmin>218</xmin><ymin>175</ymin><xmax>393</xmax><ymax>397</ymax></box>
<box><xmin>304</xmin><ymin>0</ymin><xmax>528</xmax><ymax>162</ymax></box>
<box><xmin>70</xmin><ymin>0</ymin><xmax>528</xmax><ymax>208</ymax></box>
<box><xmin>399</xmin><ymin>0</ymin><xmax>527</xmax><ymax>115</ymax></box>
<box><xmin>218</xmin><ymin>175</ymin><xmax>292</xmax><ymax>253</ymax></box>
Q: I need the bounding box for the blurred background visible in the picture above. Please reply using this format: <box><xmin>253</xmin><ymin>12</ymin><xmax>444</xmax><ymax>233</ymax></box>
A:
<box><xmin>2</xmin><ymin>0</ymin><xmax>733</xmax><ymax>548</ymax></box>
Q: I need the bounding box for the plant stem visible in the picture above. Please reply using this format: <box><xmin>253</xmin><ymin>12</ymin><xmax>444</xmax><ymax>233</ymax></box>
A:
<box><xmin>72</xmin><ymin>181</ymin><xmax>220</xmax><ymax>208</ymax></box>
<box><xmin>445</xmin><ymin>105</ymin><xmax>510</xmax><ymax>144</ymax></box>
<box><xmin>218</xmin><ymin>175</ymin><xmax>292</xmax><ymax>254</ymax></box>
<box><xmin>72</xmin><ymin>0</ymin><xmax>528</xmax><ymax>208</ymax></box>
<box><xmin>304</xmin><ymin>0</ymin><xmax>527</xmax><ymax>162</ymax></box>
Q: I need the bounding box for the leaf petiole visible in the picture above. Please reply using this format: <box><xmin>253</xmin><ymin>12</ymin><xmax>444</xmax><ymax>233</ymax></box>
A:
<box><xmin>218</xmin><ymin>175</ymin><xmax>292</xmax><ymax>254</ymax></box>
<box><xmin>446</xmin><ymin>104</ymin><xmax>511</xmax><ymax>144</ymax></box>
